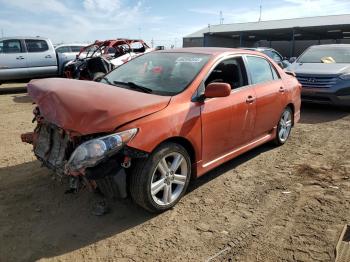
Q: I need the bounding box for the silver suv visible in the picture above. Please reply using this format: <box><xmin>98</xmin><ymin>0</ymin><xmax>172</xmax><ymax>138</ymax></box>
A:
<box><xmin>287</xmin><ymin>44</ymin><xmax>350</xmax><ymax>107</ymax></box>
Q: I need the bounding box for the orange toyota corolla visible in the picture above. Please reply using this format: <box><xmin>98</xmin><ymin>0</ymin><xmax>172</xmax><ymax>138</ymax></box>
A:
<box><xmin>22</xmin><ymin>48</ymin><xmax>301</xmax><ymax>212</ymax></box>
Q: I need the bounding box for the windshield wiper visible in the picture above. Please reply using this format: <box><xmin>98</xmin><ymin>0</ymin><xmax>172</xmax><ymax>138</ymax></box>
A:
<box><xmin>113</xmin><ymin>81</ymin><xmax>153</xmax><ymax>93</ymax></box>
<box><xmin>101</xmin><ymin>77</ymin><xmax>114</xmax><ymax>86</ymax></box>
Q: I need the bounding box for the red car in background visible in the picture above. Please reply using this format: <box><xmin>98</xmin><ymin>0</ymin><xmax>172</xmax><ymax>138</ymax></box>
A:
<box><xmin>22</xmin><ymin>48</ymin><xmax>301</xmax><ymax>213</ymax></box>
<box><xmin>63</xmin><ymin>39</ymin><xmax>151</xmax><ymax>80</ymax></box>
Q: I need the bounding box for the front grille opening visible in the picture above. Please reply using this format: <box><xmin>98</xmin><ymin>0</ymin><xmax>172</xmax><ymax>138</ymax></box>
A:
<box><xmin>296</xmin><ymin>75</ymin><xmax>338</xmax><ymax>89</ymax></box>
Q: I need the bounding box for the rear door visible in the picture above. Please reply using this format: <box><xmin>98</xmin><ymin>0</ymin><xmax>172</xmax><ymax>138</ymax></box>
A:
<box><xmin>245</xmin><ymin>55</ymin><xmax>286</xmax><ymax>138</ymax></box>
<box><xmin>25</xmin><ymin>39</ymin><xmax>58</xmax><ymax>77</ymax></box>
<box><xmin>0</xmin><ymin>39</ymin><xmax>28</xmax><ymax>81</ymax></box>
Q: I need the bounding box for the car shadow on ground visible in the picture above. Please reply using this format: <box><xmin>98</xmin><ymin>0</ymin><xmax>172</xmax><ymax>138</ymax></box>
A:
<box><xmin>188</xmin><ymin>143</ymin><xmax>274</xmax><ymax>193</ymax></box>
<box><xmin>12</xmin><ymin>94</ymin><xmax>33</xmax><ymax>103</ymax></box>
<box><xmin>0</xmin><ymin>83</ymin><xmax>27</xmax><ymax>95</ymax></box>
<box><xmin>300</xmin><ymin>103</ymin><xmax>350</xmax><ymax>124</ymax></box>
<box><xmin>0</xmin><ymin>143</ymin><xmax>275</xmax><ymax>261</ymax></box>
<box><xmin>0</xmin><ymin>161</ymin><xmax>154</xmax><ymax>261</ymax></box>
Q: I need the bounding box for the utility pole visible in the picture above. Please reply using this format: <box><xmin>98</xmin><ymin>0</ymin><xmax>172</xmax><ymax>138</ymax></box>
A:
<box><xmin>219</xmin><ymin>11</ymin><xmax>224</xmax><ymax>24</ymax></box>
<box><xmin>151</xmin><ymin>38</ymin><xmax>154</xmax><ymax>48</ymax></box>
<box><xmin>258</xmin><ymin>0</ymin><xmax>262</xmax><ymax>22</ymax></box>
<box><xmin>1</xmin><ymin>28</ymin><xmax>3</xmax><ymax>38</ymax></box>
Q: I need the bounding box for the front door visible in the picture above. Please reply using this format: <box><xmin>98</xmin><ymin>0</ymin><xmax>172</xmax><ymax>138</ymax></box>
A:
<box><xmin>0</xmin><ymin>39</ymin><xmax>28</xmax><ymax>81</ymax></box>
<box><xmin>200</xmin><ymin>56</ymin><xmax>256</xmax><ymax>165</ymax></box>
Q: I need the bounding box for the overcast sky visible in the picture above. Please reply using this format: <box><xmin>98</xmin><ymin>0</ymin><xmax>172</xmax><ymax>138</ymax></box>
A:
<box><xmin>0</xmin><ymin>0</ymin><xmax>350</xmax><ymax>47</ymax></box>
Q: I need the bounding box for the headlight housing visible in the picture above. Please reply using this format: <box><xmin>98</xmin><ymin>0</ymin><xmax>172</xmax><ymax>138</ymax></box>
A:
<box><xmin>67</xmin><ymin>128</ymin><xmax>137</xmax><ymax>171</ymax></box>
<box><xmin>339</xmin><ymin>73</ymin><xmax>350</xmax><ymax>80</ymax></box>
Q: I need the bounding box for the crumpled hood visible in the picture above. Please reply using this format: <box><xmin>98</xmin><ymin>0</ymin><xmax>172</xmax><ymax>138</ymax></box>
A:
<box><xmin>288</xmin><ymin>62</ymin><xmax>350</xmax><ymax>75</ymax></box>
<box><xmin>27</xmin><ymin>78</ymin><xmax>171</xmax><ymax>135</ymax></box>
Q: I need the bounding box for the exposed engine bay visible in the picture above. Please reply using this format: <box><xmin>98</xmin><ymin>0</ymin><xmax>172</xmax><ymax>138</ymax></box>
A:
<box><xmin>21</xmin><ymin>107</ymin><xmax>148</xmax><ymax>201</ymax></box>
<box><xmin>63</xmin><ymin>39</ymin><xmax>152</xmax><ymax>80</ymax></box>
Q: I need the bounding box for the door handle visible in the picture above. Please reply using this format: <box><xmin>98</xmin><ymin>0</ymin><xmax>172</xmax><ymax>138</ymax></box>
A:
<box><xmin>45</xmin><ymin>55</ymin><xmax>52</xmax><ymax>58</ymax></box>
<box><xmin>16</xmin><ymin>56</ymin><xmax>24</xmax><ymax>60</ymax></box>
<box><xmin>279</xmin><ymin>86</ymin><xmax>286</xmax><ymax>93</ymax></box>
<box><xmin>246</xmin><ymin>95</ymin><xmax>256</xmax><ymax>103</ymax></box>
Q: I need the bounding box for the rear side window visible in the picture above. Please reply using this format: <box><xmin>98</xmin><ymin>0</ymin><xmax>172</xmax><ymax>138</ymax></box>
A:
<box><xmin>263</xmin><ymin>50</ymin><xmax>282</xmax><ymax>62</ymax></box>
<box><xmin>25</xmin><ymin>39</ymin><xmax>49</xmax><ymax>52</ymax></box>
<box><xmin>246</xmin><ymin>56</ymin><xmax>275</xmax><ymax>84</ymax></box>
<box><xmin>0</xmin><ymin>39</ymin><xmax>22</xmax><ymax>53</ymax></box>
<box><xmin>71</xmin><ymin>46</ymin><xmax>84</xmax><ymax>52</ymax></box>
<box><xmin>56</xmin><ymin>46</ymin><xmax>71</xmax><ymax>53</ymax></box>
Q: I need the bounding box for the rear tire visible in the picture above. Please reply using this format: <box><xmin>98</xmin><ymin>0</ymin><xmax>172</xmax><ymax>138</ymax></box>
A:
<box><xmin>274</xmin><ymin>107</ymin><xmax>293</xmax><ymax>146</ymax></box>
<box><xmin>130</xmin><ymin>142</ymin><xmax>191</xmax><ymax>213</ymax></box>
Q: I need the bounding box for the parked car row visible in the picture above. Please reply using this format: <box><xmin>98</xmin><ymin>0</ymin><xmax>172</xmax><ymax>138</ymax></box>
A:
<box><xmin>0</xmin><ymin>36</ymin><xmax>152</xmax><ymax>83</ymax></box>
<box><xmin>21</xmin><ymin>47</ymin><xmax>301</xmax><ymax>213</ymax></box>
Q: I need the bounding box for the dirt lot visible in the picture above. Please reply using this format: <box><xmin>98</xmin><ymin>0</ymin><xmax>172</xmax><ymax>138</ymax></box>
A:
<box><xmin>0</xmin><ymin>93</ymin><xmax>349</xmax><ymax>262</ymax></box>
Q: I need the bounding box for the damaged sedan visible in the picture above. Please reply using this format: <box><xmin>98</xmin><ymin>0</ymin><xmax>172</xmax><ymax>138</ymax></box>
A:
<box><xmin>63</xmin><ymin>39</ymin><xmax>151</xmax><ymax>80</ymax></box>
<box><xmin>22</xmin><ymin>48</ymin><xmax>301</xmax><ymax>213</ymax></box>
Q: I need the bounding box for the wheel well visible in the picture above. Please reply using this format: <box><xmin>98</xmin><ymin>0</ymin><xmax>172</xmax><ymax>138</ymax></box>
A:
<box><xmin>286</xmin><ymin>103</ymin><xmax>295</xmax><ymax>125</ymax></box>
<box><xmin>158</xmin><ymin>137</ymin><xmax>196</xmax><ymax>164</ymax></box>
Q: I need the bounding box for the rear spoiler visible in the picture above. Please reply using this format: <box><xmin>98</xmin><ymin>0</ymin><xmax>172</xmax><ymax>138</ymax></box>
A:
<box><xmin>285</xmin><ymin>71</ymin><xmax>296</xmax><ymax>77</ymax></box>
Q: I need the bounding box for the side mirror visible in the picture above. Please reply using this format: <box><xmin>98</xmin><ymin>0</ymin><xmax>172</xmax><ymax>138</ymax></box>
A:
<box><xmin>289</xmin><ymin>57</ymin><xmax>297</xmax><ymax>63</ymax></box>
<box><xmin>205</xmin><ymin>83</ymin><xmax>231</xmax><ymax>98</ymax></box>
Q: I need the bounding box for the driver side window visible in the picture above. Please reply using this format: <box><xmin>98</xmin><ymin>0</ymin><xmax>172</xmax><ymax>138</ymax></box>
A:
<box><xmin>205</xmin><ymin>57</ymin><xmax>248</xmax><ymax>89</ymax></box>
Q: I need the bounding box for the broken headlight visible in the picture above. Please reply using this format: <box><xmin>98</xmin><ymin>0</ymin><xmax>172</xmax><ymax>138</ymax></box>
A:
<box><xmin>67</xmin><ymin>128</ymin><xmax>138</xmax><ymax>171</ymax></box>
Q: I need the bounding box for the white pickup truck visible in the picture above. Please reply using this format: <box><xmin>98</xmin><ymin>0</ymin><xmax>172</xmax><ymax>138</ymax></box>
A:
<box><xmin>0</xmin><ymin>36</ymin><xmax>85</xmax><ymax>83</ymax></box>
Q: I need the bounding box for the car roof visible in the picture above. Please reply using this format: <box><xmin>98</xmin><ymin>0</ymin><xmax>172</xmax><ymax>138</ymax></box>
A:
<box><xmin>309</xmin><ymin>44</ymin><xmax>350</xmax><ymax>48</ymax></box>
<box><xmin>158</xmin><ymin>47</ymin><xmax>262</xmax><ymax>56</ymax></box>
<box><xmin>0</xmin><ymin>36</ymin><xmax>50</xmax><ymax>41</ymax></box>
<box><xmin>55</xmin><ymin>43</ymin><xmax>87</xmax><ymax>48</ymax></box>
<box><xmin>242</xmin><ymin>47</ymin><xmax>277</xmax><ymax>51</ymax></box>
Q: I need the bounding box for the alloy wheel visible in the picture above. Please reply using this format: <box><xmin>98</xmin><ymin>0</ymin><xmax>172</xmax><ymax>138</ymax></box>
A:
<box><xmin>150</xmin><ymin>152</ymin><xmax>188</xmax><ymax>206</ymax></box>
<box><xmin>278</xmin><ymin>109</ymin><xmax>292</xmax><ymax>143</ymax></box>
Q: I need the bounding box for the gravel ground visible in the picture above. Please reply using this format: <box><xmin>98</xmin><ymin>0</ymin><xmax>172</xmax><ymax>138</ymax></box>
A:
<box><xmin>0</xmin><ymin>93</ymin><xmax>349</xmax><ymax>262</ymax></box>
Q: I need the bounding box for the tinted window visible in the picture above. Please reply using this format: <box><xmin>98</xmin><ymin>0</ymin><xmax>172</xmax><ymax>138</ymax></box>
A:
<box><xmin>25</xmin><ymin>39</ymin><xmax>49</xmax><ymax>52</ymax></box>
<box><xmin>205</xmin><ymin>57</ymin><xmax>248</xmax><ymax>89</ymax></box>
<box><xmin>271</xmin><ymin>65</ymin><xmax>280</xmax><ymax>80</ymax></box>
<box><xmin>103</xmin><ymin>52</ymin><xmax>211</xmax><ymax>96</ymax></box>
<box><xmin>71</xmin><ymin>46</ymin><xmax>84</xmax><ymax>52</ymax></box>
<box><xmin>0</xmin><ymin>39</ymin><xmax>22</xmax><ymax>53</ymax></box>
<box><xmin>246</xmin><ymin>56</ymin><xmax>274</xmax><ymax>84</ymax></box>
<box><xmin>263</xmin><ymin>50</ymin><xmax>282</xmax><ymax>62</ymax></box>
<box><xmin>298</xmin><ymin>46</ymin><xmax>350</xmax><ymax>63</ymax></box>
<box><xmin>56</xmin><ymin>46</ymin><xmax>71</xmax><ymax>53</ymax></box>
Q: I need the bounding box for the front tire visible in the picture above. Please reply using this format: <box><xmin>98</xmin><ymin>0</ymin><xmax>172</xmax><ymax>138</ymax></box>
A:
<box><xmin>274</xmin><ymin>107</ymin><xmax>293</xmax><ymax>145</ymax></box>
<box><xmin>130</xmin><ymin>143</ymin><xmax>191</xmax><ymax>213</ymax></box>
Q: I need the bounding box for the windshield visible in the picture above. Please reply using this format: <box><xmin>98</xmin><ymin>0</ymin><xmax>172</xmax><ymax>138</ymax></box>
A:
<box><xmin>102</xmin><ymin>52</ymin><xmax>211</xmax><ymax>96</ymax></box>
<box><xmin>298</xmin><ymin>46</ymin><xmax>350</xmax><ymax>63</ymax></box>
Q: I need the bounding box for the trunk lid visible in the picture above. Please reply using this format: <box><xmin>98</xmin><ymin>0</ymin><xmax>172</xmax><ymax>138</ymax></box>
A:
<box><xmin>28</xmin><ymin>78</ymin><xmax>171</xmax><ymax>135</ymax></box>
